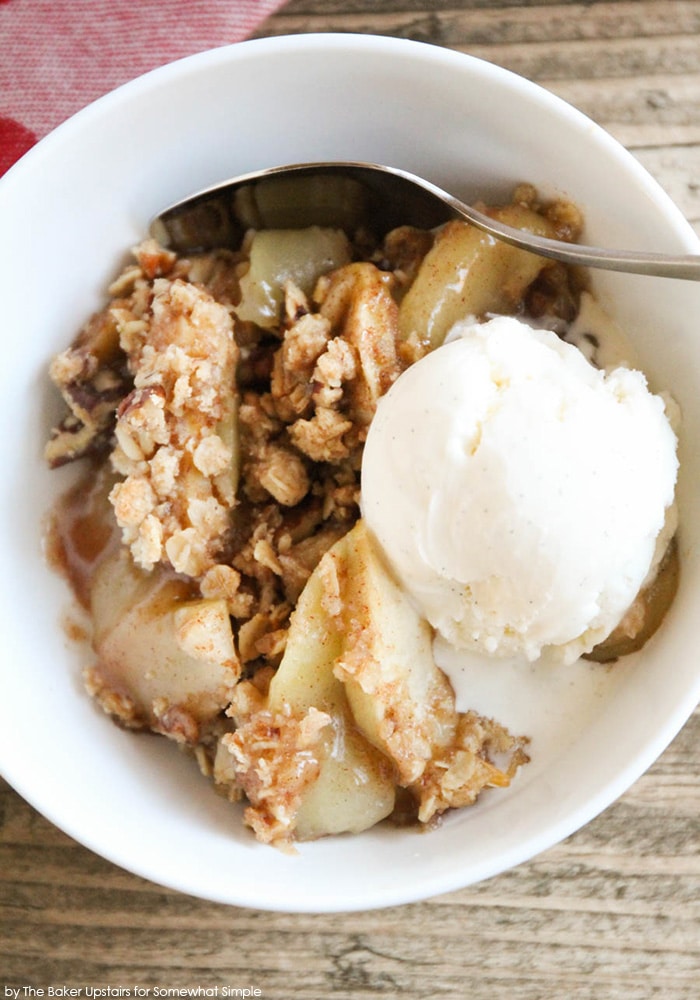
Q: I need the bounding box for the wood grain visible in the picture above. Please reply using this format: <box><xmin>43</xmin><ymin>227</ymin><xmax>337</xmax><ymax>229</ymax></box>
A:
<box><xmin>3</xmin><ymin>3</ymin><xmax>699</xmax><ymax>997</ymax></box>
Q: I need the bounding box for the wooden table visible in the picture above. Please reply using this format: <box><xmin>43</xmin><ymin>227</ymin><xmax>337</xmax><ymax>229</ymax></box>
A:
<box><xmin>2</xmin><ymin>2</ymin><xmax>699</xmax><ymax>996</ymax></box>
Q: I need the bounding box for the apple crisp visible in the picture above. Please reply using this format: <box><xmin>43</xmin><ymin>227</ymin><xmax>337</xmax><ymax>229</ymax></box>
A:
<box><xmin>45</xmin><ymin>184</ymin><xmax>672</xmax><ymax>849</ymax></box>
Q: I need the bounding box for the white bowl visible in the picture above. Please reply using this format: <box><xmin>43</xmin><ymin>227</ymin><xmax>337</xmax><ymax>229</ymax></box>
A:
<box><xmin>1</xmin><ymin>33</ymin><xmax>699</xmax><ymax>913</ymax></box>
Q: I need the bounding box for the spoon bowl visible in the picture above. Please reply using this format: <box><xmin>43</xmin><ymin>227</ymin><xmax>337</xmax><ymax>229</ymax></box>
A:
<box><xmin>152</xmin><ymin>161</ymin><xmax>700</xmax><ymax>281</ymax></box>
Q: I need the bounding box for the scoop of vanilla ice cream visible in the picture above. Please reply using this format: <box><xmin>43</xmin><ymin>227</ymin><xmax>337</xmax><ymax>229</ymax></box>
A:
<box><xmin>361</xmin><ymin>315</ymin><xmax>678</xmax><ymax>663</ymax></box>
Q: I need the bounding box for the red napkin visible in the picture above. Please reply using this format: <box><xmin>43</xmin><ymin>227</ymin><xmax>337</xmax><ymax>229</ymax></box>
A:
<box><xmin>0</xmin><ymin>0</ymin><xmax>288</xmax><ymax>176</ymax></box>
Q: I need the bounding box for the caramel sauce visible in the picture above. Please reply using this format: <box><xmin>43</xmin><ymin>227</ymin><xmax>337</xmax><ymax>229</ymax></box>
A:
<box><xmin>45</xmin><ymin>460</ymin><xmax>118</xmax><ymax>609</ymax></box>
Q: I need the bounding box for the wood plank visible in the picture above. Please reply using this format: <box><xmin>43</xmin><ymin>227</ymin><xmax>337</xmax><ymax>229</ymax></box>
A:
<box><xmin>255</xmin><ymin>1</ymin><xmax>700</xmax><ymax>51</ymax></box>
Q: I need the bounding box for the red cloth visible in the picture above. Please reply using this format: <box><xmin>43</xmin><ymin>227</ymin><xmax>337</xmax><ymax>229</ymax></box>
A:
<box><xmin>0</xmin><ymin>0</ymin><xmax>288</xmax><ymax>176</ymax></box>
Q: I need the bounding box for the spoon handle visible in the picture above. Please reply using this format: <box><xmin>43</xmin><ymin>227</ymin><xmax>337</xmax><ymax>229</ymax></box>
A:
<box><xmin>451</xmin><ymin>198</ymin><xmax>700</xmax><ymax>281</ymax></box>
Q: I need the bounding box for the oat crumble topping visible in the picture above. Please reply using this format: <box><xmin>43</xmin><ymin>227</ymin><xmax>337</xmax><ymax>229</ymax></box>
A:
<box><xmin>46</xmin><ymin>191</ymin><xmax>608</xmax><ymax>848</ymax></box>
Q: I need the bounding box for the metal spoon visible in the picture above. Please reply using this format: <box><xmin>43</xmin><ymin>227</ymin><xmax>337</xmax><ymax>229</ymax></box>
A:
<box><xmin>151</xmin><ymin>161</ymin><xmax>700</xmax><ymax>281</ymax></box>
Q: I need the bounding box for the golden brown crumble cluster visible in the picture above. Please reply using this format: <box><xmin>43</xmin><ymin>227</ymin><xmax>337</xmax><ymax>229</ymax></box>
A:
<box><xmin>110</xmin><ymin>276</ymin><xmax>238</xmax><ymax>577</ymax></box>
